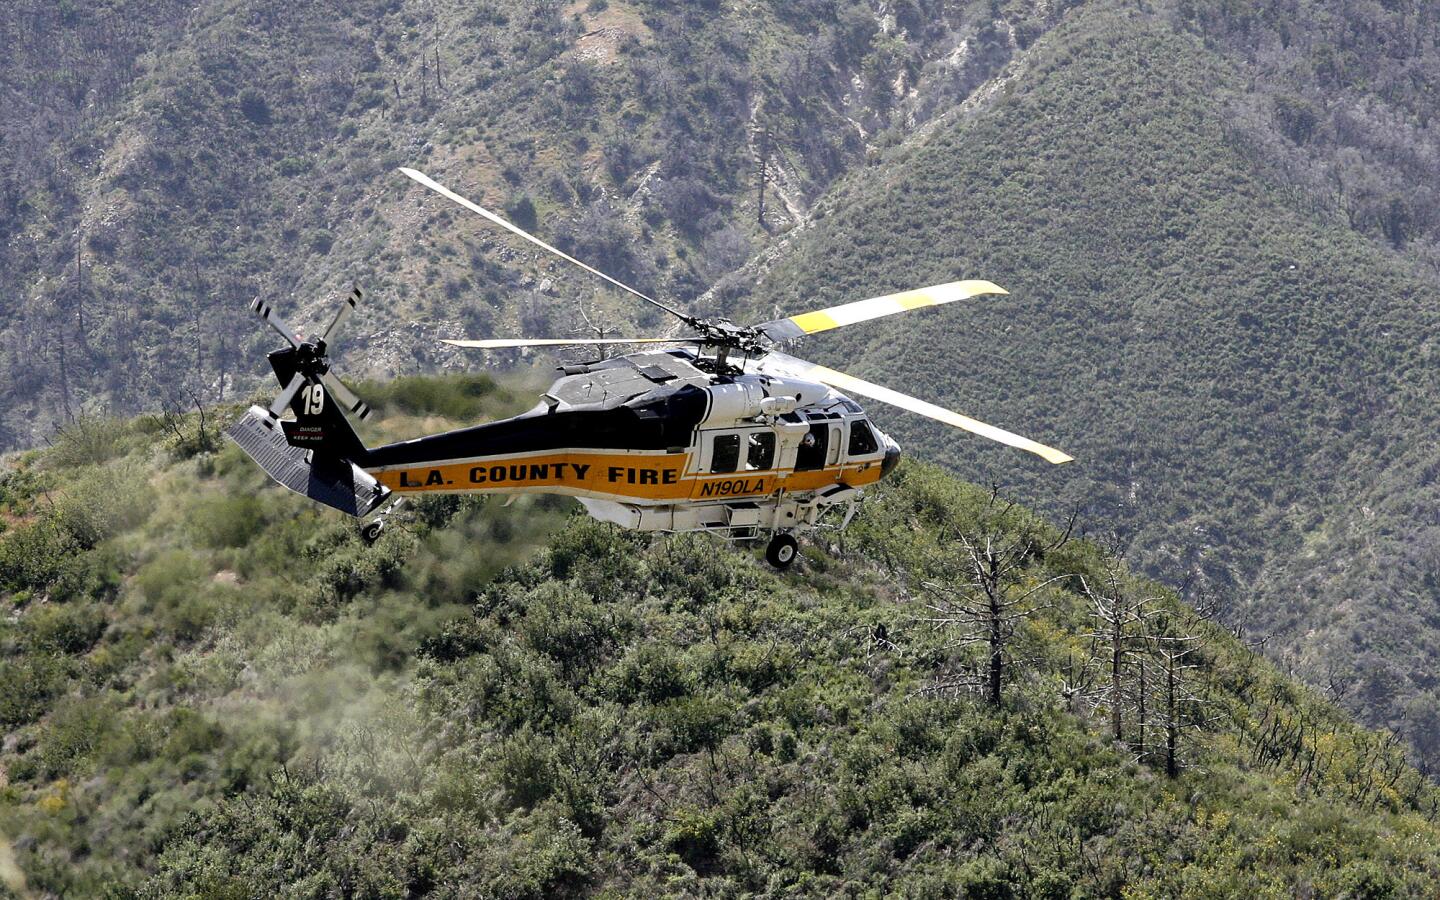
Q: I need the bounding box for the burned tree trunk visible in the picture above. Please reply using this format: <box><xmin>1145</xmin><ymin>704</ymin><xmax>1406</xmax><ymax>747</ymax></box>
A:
<box><xmin>1084</xmin><ymin>542</ymin><xmax>1165</xmax><ymax>747</ymax></box>
<box><xmin>920</xmin><ymin>491</ymin><xmax>1075</xmax><ymax>706</ymax></box>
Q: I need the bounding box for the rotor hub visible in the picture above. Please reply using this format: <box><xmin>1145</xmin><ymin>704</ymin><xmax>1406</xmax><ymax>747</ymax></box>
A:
<box><xmin>293</xmin><ymin>340</ymin><xmax>331</xmax><ymax>377</ymax></box>
<box><xmin>692</xmin><ymin>318</ymin><xmax>766</xmax><ymax>354</ymax></box>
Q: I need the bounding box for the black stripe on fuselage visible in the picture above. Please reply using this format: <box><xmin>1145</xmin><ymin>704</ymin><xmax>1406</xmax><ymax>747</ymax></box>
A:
<box><xmin>357</xmin><ymin>384</ymin><xmax>709</xmax><ymax>468</ymax></box>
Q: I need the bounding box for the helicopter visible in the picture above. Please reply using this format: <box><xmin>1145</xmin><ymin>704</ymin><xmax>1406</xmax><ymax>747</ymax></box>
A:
<box><xmin>226</xmin><ymin>168</ymin><xmax>1072</xmax><ymax>568</ymax></box>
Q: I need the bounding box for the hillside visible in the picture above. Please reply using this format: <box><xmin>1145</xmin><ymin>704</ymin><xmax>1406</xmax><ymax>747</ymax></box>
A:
<box><xmin>0</xmin><ymin>0</ymin><xmax>1078</xmax><ymax>449</ymax></box>
<box><xmin>2</xmin><ymin>378</ymin><xmax>1440</xmax><ymax>895</ymax></box>
<box><xmin>12</xmin><ymin>0</ymin><xmax>1440</xmax><ymax>845</ymax></box>
<box><xmin>726</xmin><ymin>4</ymin><xmax>1440</xmax><ymax>768</ymax></box>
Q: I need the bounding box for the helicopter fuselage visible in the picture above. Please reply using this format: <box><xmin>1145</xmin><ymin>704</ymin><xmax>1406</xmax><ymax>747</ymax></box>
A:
<box><xmin>357</xmin><ymin>349</ymin><xmax>900</xmax><ymax>538</ymax></box>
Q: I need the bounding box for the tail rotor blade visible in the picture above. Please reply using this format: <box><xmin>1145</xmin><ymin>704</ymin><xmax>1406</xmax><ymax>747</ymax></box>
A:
<box><xmin>268</xmin><ymin>373</ymin><xmax>306</xmax><ymax>419</ymax></box>
<box><xmin>321</xmin><ymin>286</ymin><xmax>362</xmax><ymax>344</ymax></box>
<box><xmin>250</xmin><ymin>298</ymin><xmax>302</xmax><ymax>347</ymax></box>
<box><xmin>319</xmin><ymin>371</ymin><xmax>372</xmax><ymax>421</ymax></box>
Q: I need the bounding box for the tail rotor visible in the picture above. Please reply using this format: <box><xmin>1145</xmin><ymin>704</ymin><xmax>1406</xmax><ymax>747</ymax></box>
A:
<box><xmin>247</xmin><ymin>287</ymin><xmax>371</xmax><ymax>422</ymax></box>
<box><xmin>227</xmin><ymin>286</ymin><xmax>388</xmax><ymax>519</ymax></box>
<box><xmin>267</xmin><ymin>373</ymin><xmax>307</xmax><ymax>419</ymax></box>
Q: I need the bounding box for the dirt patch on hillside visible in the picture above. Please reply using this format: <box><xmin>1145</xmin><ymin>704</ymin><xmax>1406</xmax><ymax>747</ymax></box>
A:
<box><xmin>565</xmin><ymin>1</ymin><xmax>653</xmax><ymax>65</ymax></box>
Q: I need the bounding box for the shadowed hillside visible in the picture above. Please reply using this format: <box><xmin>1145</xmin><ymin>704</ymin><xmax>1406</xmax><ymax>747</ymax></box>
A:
<box><xmin>732</xmin><ymin>5</ymin><xmax>1440</xmax><ymax>768</ymax></box>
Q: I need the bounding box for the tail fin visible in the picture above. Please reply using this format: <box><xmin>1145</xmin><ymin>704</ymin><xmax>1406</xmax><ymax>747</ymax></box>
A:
<box><xmin>230</xmin><ymin>288</ymin><xmax>387</xmax><ymax>517</ymax></box>
<box><xmin>267</xmin><ymin>347</ymin><xmax>368</xmax><ymax>460</ymax></box>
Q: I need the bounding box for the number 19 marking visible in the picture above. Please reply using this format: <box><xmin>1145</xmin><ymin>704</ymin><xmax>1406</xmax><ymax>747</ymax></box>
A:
<box><xmin>302</xmin><ymin>383</ymin><xmax>325</xmax><ymax>416</ymax></box>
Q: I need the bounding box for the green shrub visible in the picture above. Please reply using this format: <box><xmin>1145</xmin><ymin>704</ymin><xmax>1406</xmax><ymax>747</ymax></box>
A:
<box><xmin>36</xmin><ymin>695</ymin><xmax>118</xmax><ymax>778</ymax></box>
<box><xmin>608</xmin><ymin>642</ymin><xmax>689</xmax><ymax>703</ymax></box>
<box><xmin>0</xmin><ymin>517</ymin><xmax>77</xmax><ymax>593</ymax></box>
<box><xmin>358</xmin><ymin>373</ymin><xmax>509</xmax><ymax>421</ymax></box>
<box><xmin>0</xmin><ymin>462</ymin><xmax>52</xmax><ymax>512</ymax></box>
<box><xmin>190</xmin><ymin>493</ymin><xmax>265</xmax><ymax>549</ymax></box>
<box><xmin>0</xmin><ymin>654</ymin><xmax>66</xmax><ymax>725</ymax></box>
<box><xmin>666</xmin><ymin>806</ymin><xmax>724</xmax><ymax>869</ymax></box>
<box><xmin>132</xmin><ymin>550</ymin><xmax>217</xmax><ymax>641</ymax></box>
<box><xmin>48</xmin><ymin>416</ymin><xmax>130</xmax><ymax>468</ymax></box>
<box><xmin>497</xmin><ymin>729</ymin><xmax>558</xmax><ymax>808</ymax></box>
<box><xmin>296</xmin><ymin>526</ymin><xmax>413</xmax><ymax>619</ymax></box>
<box><xmin>651</xmin><ymin>694</ymin><xmax>733</xmax><ymax>756</ymax></box>
<box><xmin>505</xmin><ymin>195</ymin><xmax>538</xmax><ymax>231</ymax></box>
<box><xmin>23</xmin><ymin>601</ymin><xmax>106</xmax><ymax>654</ymax></box>
<box><xmin>53</xmin><ymin>461</ymin><xmax>154</xmax><ymax>549</ymax></box>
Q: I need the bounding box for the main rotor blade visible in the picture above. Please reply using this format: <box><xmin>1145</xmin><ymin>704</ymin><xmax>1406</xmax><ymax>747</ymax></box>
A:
<box><xmin>399</xmin><ymin>167</ymin><xmax>694</xmax><ymax>325</ymax></box>
<box><xmin>250</xmin><ymin>298</ymin><xmax>301</xmax><ymax>346</ymax></box>
<box><xmin>321</xmin><ymin>286</ymin><xmax>362</xmax><ymax>344</ymax></box>
<box><xmin>758</xmin><ymin>351</ymin><xmax>1072</xmax><ymax>465</ymax></box>
<box><xmin>442</xmin><ymin>337</ymin><xmax>682</xmax><ymax>350</ymax></box>
<box><xmin>757</xmin><ymin>280</ymin><xmax>1008</xmax><ymax>342</ymax></box>
<box><xmin>319</xmin><ymin>371</ymin><xmax>372</xmax><ymax>421</ymax></box>
<box><xmin>268</xmin><ymin>373</ymin><xmax>306</xmax><ymax>419</ymax></box>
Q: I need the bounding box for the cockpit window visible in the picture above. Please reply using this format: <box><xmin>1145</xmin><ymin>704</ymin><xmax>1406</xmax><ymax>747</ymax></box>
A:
<box><xmin>848</xmin><ymin>420</ymin><xmax>879</xmax><ymax>456</ymax></box>
<box><xmin>746</xmin><ymin>432</ymin><xmax>775</xmax><ymax>470</ymax></box>
<box><xmin>711</xmin><ymin>434</ymin><xmax>740</xmax><ymax>473</ymax></box>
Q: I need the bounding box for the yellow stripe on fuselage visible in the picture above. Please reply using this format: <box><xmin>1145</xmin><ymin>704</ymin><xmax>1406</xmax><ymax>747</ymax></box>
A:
<box><xmin>366</xmin><ymin>450</ymin><xmax>885</xmax><ymax>503</ymax></box>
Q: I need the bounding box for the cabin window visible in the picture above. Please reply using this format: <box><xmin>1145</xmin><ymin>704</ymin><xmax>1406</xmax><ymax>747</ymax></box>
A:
<box><xmin>848</xmin><ymin>421</ymin><xmax>879</xmax><ymax>456</ymax></box>
<box><xmin>711</xmin><ymin>433</ymin><xmax>740</xmax><ymax>473</ymax></box>
<box><xmin>746</xmin><ymin>432</ymin><xmax>775</xmax><ymax>470</ymax></box>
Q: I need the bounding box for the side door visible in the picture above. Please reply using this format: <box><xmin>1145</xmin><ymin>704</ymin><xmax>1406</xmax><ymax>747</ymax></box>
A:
<box><xmin>693</xmin><ymin>428</ymin><xmax>777</xmax><ymax>499</ymax></box>
<box><xmin>794</xmin><ymin>422</ymin><xmax>829</xmax><ymax>471</ymax></box>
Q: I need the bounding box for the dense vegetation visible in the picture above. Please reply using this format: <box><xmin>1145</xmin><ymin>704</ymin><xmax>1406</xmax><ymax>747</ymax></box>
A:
<box><xmin>2</xmin><ymin>376</ymin><xmax>1440</xmax><ymax>895</ymax></box>
<box><xmin>12</xmin><ymin>0</ymin><xmax>1440</xmax><ymax>872</ymax></box>
<box><xmin>728</xmin><ymin>4</ymin><xmax>1440</xmax><ymax>770</ymax></box>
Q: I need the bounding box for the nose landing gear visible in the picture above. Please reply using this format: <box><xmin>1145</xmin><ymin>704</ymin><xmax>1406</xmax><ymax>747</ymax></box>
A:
<box><xmin>765</xmin><ymin>532</ymin><xmax>799</xmax><ymax>569</ymax></box>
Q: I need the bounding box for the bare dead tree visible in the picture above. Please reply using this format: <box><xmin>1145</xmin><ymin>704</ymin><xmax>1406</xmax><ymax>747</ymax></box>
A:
<box><xmin>1153</xmin><ymin>629</ymin><xmax>1206</xmax><ymax>777</ymax></box>
<box><xmin>157</xmin><ymin>388</ymin><xmax>220</xmax><ymax>457</ymax></box>
<box><xmin>74</xmin><ymin>224</ymin><xmax>88</xmax><ymax>348</ymax></box>
<box><xmin>919</xmin><ymin>493</ymin><xmax>1074</xmax><ymax>705</ymax></box>
<box><xmin>565</xmin><ymin>292</ymin><xmax>638</xmax><ymax>361</ymax></box>
<box><xmin>1134</xmin><ymin>652</ymin><xmax>1150</xmax><ymax>760</ymax></box>
<box><xmin>1059</xmin><ymin>648</ymin><xmax>1103</xmax><ymax>714</ymax></box>
<box><xmin>1083</xmin><ymin>541</ymin><xmax>1166</xmax><ymax>744</ymax></box>
<box><xmin>54</xmin><ymin>304</ymin><xmax>73</xmax><ymax>423</ymax></box>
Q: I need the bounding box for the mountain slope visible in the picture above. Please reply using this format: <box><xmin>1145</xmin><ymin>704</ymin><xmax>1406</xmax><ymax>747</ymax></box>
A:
<box><xmin>1</xmin><ymin>379</ymin><xmax>1439</xmax><ymax>895</ymax></box>
<box><xmin>731</xmin><ymin>4</ymin><xmax>1440</xmax><ymax>766</ymax></box>
<box><xmin>0</xmin><ymin>0</ymin><xmax>1081</xmax><ymax>449</ymax></box>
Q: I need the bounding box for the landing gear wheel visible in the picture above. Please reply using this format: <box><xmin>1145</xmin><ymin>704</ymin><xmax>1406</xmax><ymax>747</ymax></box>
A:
<box><xmin>765</xmin><ymin>533</ymin><xmax>799</xmax><ymax>569</ymax></box>
<box><xmin>360</xmin><ymin>519</ymin><xmax>385</xmax><ymax>545</ymax></box>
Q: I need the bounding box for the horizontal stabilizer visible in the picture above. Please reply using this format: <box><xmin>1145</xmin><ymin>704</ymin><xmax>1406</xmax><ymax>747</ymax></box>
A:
<box><xmin>226</xmin><ymin>406</ymin><xmax>388</xmax><ymax>517</ymax></box>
